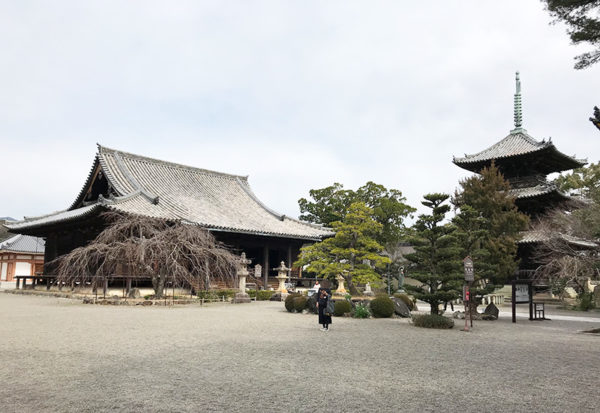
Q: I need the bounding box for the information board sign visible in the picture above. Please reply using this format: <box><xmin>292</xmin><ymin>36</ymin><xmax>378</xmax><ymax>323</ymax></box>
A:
<box><xmin>463</xmin><ymin>256</ymin><xmax>474</xmax><ymax>282</ymax></box>
<box><xmin>514</xmin><ymin>284</ymin><xmax>529</xmax><ymax>303</ymax></box>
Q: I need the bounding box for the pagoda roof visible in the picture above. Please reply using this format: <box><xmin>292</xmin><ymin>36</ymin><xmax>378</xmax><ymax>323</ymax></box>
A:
<box><xmin>7</xmin><ymin>145</ymin><xmax>333</xmax><ymax>241</ymax></box>
<box><xmin>453</xmin><ymin>130</ymin><xmax>586</xmax><ymax>174</ymax></box>
<box><xmin>510</xmin><ymin>182</ymin><xmax>569</xmax><ymax>200</ymax></box>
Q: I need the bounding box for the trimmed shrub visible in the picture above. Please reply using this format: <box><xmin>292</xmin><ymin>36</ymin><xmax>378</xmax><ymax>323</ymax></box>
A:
<box><xmin>334</xmin><ymin>300</ymin><xmax>352</xmax><ymax>316</ymax></box>
<box><xmin>285</xmin><ymin>293</ymin><xmax>302</xmax><ymax>312</ymax></box>
<box><xmin>353</xmin><ymin>303</ymin><xmax>370</xmax><ymax>318</ymax></box>
<box><xmin>197</xmin><ymin>289</ymin><xmax>237</xmax><ymax>301</ymax></box>
<box><xmin>578</xmin><ymin>292</ymin><xmax>596</xmax><ymax>311</ymax></box>
<box><xmin>370</xmin><ymin>295</ymin><xmax>395</xmax><ymax>318</ymax></box>
<box><xmin>393</xmin><ymin>293</ymin><xmax>415</xmax><ymax>310</ymax></box>
<box><xmin>248</xmin><ymin>290</ymin><xmax>276</xmax><ymax>301</ymax></box>
<box><xmin>293</xmin><ymin>295</ymin><xmax>308</xmax><ymax>312</ymax></box>
<box><xmin>412</xmin><ymin>314</ymin><xmax>454</xmax><ymax>329</ymax></box>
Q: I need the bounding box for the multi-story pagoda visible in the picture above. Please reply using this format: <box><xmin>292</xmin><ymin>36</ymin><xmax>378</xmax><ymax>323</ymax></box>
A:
<box><xmin>453</xmin><ymin>72</ymin><xmax>587</xmax><ymax>271</ymax></box>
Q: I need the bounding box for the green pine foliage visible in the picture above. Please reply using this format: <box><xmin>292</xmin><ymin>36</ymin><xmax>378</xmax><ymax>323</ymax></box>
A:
<box><xmin>556</xmin><ymin>162</ymin><xmax>600</xmax><ymax>201</ymax></box>
<box><xmin>298</xmin><ymin>181</ymin><xmax>415</xmax><ymax>246</ymax></box>
<box><xmin>295</xmin><ymin>202</ymin><xmax>392</xmax><ymax>295</ymax></box>
<box><xmin>404</xmin><ymin>193</ymin><xmax>462</xmax><ymax>315</ymax></box>
<box><xmin>453</xmin><ymin>164</ymin><xmax>528</xmax><ymax>295</ymax></box>
<box><xmin>542</xmin><ymin>0</ymin><xmax>600</xmax><ymax>69</ymax></box>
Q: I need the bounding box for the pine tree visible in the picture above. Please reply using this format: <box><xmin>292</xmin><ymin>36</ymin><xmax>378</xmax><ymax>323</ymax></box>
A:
<box><xmin>453</xmin><ymin>163</ymin><xmax>529</xmax><ymax>299</ymax></box>
<box><xmin>295</xmin><ymin>202</ymin><xmax>391</xmax><ymax>295</ymax></box>
<box><xmin>405</xmin><ymin>193</ymin><xmax>462</xmax><ymax>315</ymax></box>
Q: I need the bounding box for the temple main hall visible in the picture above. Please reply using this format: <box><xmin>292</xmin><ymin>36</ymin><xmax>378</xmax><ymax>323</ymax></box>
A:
<box><xmin>6</xmin><ymin>145</ymin><xmax>333</xmax><ymax>288</ymax></box>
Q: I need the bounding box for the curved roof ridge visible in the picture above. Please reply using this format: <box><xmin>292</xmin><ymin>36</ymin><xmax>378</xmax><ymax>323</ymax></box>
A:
<box><xmin>235</xmin><ymin>177</ymin><xmax>285</xmax><ymax>220</ymax></box>
<box><xmin>0</xmin><ymin>234</ymin><xmax>21</xmax><ymax>248</ymax></box>
<box><xmin>98</xmin><ymin>144</ymin><xmax>248</xmax><ymax>181</ymax></box>
<box><xmin>68</xmin><ymin>155</ymin><xmax>100</xmax><ymax>210</ymax></box>
<box><xmin>454</xmin><ymin>130</ymin><xmax>548</xmax><ymax>164</ymax></box>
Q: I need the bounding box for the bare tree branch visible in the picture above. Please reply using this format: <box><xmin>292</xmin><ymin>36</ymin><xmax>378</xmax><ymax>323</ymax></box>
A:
<box><xmin>53</xmin><ymin>212</ymin><xmax>241</xmax><ymax>298</ymax></box>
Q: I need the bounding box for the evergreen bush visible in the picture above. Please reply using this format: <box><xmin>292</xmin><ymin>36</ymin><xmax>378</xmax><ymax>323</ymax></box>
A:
<box><xmin>334</xmin><ymin>300</ymin><xmax>352</xmax><ymax>316</ymax></box>
<box><xmin>197</xmin><ymin>289</ymin><xmax>237</xmax><ymax>301</ymax></box>
<box><xmin>412</xmin><ymin>314</ymin><xmax>454</xmax><ymax>329</ymax></box>
<box><xmin>578</xmin><ymin>292</ymin><xmax>596</xmax><ymax>311</ymax></box>
<box><xmin>353</xmin><ymin>303</ymin><xmax>370</xmax><ymax>318</ymax></box>
<box><xmin>370</xmin><ymin>295</ymin><xmax>395</xmax><ymax>318</ymax></box>
<box><xmin>248</xmin><ymin>290</ymin><xmax>276</xmax><ymax>301</ymax></box>
<box><xmin>285</xmin><ymin>293</ymin><xmax>302</xmax><ymax>312</ymax></box>
<box><xmin>293</xmin><ymin>295</ymin><xmax>308</xmax><ymax>312</ymax></box>
<box><xmin>393</xmin><ymin>293</ymin><xmax>415</xmax><ymax>310</ymax></box>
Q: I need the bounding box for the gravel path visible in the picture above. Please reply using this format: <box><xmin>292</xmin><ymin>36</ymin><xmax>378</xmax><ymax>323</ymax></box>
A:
<box><xmin>0</xmin><ymin>293</ymin><xmax>599</xmax><ymax>413</ymax></box>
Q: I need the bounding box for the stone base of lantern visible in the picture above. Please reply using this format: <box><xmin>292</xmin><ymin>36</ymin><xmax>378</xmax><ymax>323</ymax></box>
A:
<box><xmin>233</xmin><ymin>292</ymin><xmax>251</xmax><ymax>303</ymax></box>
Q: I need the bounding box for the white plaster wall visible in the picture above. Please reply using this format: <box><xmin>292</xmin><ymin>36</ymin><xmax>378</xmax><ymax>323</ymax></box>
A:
<box><xmin>15</xmin><ymin>262</ymin><xmax>32</xmax><ymax>276</ymax></box>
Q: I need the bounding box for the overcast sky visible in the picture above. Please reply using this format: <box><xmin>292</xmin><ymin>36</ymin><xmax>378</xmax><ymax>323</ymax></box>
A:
<box><xmin>2</xmin><ymin>1</ymin><xmax>599</xmax><ymax>223</ymax></box>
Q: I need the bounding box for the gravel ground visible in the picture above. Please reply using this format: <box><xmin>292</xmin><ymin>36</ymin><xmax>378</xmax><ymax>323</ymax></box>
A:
<box><xmin>0</xmin><ymin>293</ymin><xmax>599</xmax><ymax>413</ymax></box>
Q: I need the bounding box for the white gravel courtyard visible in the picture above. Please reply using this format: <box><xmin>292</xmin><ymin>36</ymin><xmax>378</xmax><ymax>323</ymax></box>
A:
<box><xmin>0</xmin><ymin>293</ymin><xmax>599</xmax><ymax>412</ymax></box>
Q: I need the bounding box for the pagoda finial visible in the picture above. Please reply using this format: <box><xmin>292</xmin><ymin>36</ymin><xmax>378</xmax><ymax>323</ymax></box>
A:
<box><xmin>512</xmin><ymin>71</ymin><xmax>524</xmax><ymax>133</ymax></box>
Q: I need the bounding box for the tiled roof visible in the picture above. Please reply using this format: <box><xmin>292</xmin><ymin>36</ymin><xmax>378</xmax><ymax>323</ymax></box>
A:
<box><xmin>510</xmin><ymin>183</ymin><xmax>567</xmax><ymax>200</ymax></box>
<box><xmin>6</xmin><ymin>204</ymin><xmax>102</xmax><ymax>231</ymax></box>
<box><xmin>7</xmin><ymin>145</ymin><xmax>333</xmax><ymax>241</ymax></box>
<box><xmin>0</xmin><ymin>234</ymin><xmax>45</xmax><ymax>254</ymax></box>
<box><xmin>518</xmin><ymin>230</ymin><xmax>598</xmax><ymax>249</ymax></box>
<box><xmin>453</xmin><ymin>130</ymin><xmax>585</xmax><ymax>168</ymax></box>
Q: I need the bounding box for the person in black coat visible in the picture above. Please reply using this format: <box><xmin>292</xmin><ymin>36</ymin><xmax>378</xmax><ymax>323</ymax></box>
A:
<box><xmin>316</xmin><ymin>280</ymin><xmax>332</xmax><ymax>331</ymax></box>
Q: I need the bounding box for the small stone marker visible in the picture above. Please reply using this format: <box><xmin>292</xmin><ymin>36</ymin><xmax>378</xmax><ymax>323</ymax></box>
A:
<box><xmin>128</xmin><ymin>288</ymin><xmax>141</xmax><ymax>299</ymax></box>
<box><xmin>364</xmin><ymin>282</ymin><xmax>374</xmax><ymax>296</ymax></box>
<box><xmin>483</xmin><ymin>303</ymin><xmax>499</xmax><ymax>320</ymax></box>
<box><xmin>594</xmin><ymin>285</ymin><xmax>600</xmax><ymax>308</ymax></box>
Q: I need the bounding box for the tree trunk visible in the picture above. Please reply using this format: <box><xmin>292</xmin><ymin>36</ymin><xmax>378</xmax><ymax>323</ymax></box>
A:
<box><xmin>344</xmin><ymin>276</ymin><xmax>360</xmax><ymax>296</ymax></box>
<box><xmin>152</xmin><ymin>274</ymin><xmax>166</xmax><ymax>299</ymax></box>
<box><xmin>430</xmin><ymin>300</ymin><xmax>440</xmax><ymax>315</ymax></box>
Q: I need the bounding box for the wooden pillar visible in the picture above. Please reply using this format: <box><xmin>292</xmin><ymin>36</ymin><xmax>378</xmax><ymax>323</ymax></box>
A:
<box><xmin>287</xmin><ymin>245</ymin><xmax>292</xmax><ymax>282</ymax></box>
<box><xmin>46</xmin><ymin>278</ymin><xmax>52</xmax><ymax>291</ymax></box>
<box><xmin>263</xmin><ymin>245</ymin><xmax>269</xmax><ymax>290</ymax></box>
<box><xmin>126</xmin><ymin>278</ymin><xmax>132</xmax><ymax>295</ymax></box>
<box><xmin>103</xmin><ymin>278</ymin><xmax>108</xmax><ymax>299</ymax></box>
<box><xmin>15</xmin><ymin>278</ymin><xmax>20</xmax><ymax>290</ymax></box>
<box><xmin>22</xmin><ymin>278</ymin><xmax>27</xmax><ymax>289</ymax></box>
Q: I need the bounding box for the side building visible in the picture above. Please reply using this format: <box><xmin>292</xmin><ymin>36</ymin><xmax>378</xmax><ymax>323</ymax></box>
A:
<box><xmin>0</xmin><ymin>234</ymin><xmax>45</xmax><ymax>287</ymax></box>
<box><xmin>5</xmin><ymin>145</ymin><xmax>333</xmax><ymax>288</ymax></box>
<box><xmin>453</xmin><ymin>72</ymin><xmax>587</xmax><ymax>274</ymax></box>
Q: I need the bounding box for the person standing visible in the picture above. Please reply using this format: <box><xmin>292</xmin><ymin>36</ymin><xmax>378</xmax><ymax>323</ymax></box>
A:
<box><xmin>316</xmin><ymin>280</ymin><xmax>332</xmax><ymax>331</ymax></box>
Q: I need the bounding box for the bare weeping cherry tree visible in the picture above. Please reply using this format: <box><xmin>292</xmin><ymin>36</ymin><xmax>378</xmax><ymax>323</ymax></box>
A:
<box><xmin>54</xmin><ymin>212</ymin><xmax>240</xmax><ymax>298</ymax></box>
<box><xmin>531</xmin><ymin>209</ymin><xmax>600</xmax><ymax>299</ymax></box>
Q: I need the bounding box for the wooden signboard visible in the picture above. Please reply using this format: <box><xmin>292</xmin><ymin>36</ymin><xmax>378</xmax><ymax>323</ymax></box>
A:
<box><xmin>463</xmin><ymin>256</ymin><xmax>474</xmax><ymax>282</ymax></box>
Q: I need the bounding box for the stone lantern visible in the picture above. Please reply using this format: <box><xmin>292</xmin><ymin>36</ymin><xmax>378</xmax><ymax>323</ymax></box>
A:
<box><xmin>335</xmin><ymin>274</ymin><xmax>347</xmax><ymax>295</ymax></box>
<box><xmin>274</xmin><ymin>261</ymin><xmax>290</xmax><ymax>294</ymax></box>
<box><xmin>233</xmin><ymin>252</ymin><xmax>252</xmax><ymax>303</ymax></box>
